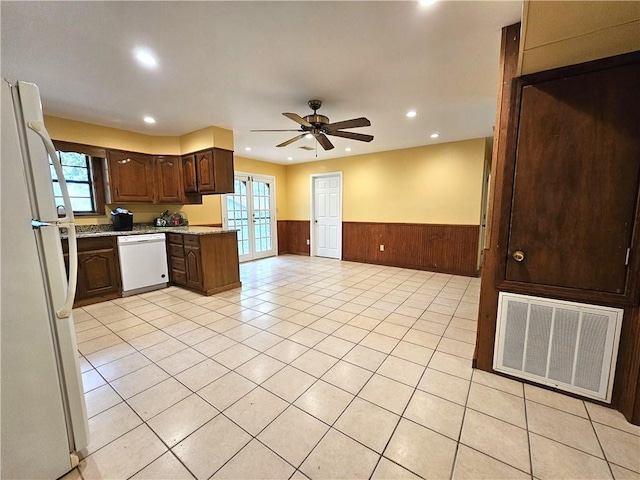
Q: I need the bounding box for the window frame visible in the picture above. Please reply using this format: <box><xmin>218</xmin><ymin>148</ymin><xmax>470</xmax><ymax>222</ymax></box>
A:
<box><xmin>52</xmin><ymin>141</ymin><xmax>107</xmax><ymax>216</ymax></box>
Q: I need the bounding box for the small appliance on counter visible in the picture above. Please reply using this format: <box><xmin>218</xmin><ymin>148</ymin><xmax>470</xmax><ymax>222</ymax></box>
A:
<box><xmin>153</xmin><ymin>210</ymin><xmax>188</xmax><ymax>227</ymax></box>
<box><xmin>111</xmin><ymin>207</ymin><xmax>133</xmax><ymax>231</ymax></box>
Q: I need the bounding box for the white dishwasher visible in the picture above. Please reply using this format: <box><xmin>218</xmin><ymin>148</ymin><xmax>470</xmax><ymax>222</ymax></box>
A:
<box><xmin>117</xmin><ymin>233</ymin><xmax>169</xmax><ymax>296</ymax></box>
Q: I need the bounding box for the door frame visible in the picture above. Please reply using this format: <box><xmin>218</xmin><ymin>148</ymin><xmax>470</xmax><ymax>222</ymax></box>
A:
<box><xmin>309</xmin><ymin>171</ymin><xmax>343</xmax><ymax>259</ymax></box>
<box><xmin>221</xmin><ymin>171</ymin><xmax>278</xmax><ymax>262</ymax></box>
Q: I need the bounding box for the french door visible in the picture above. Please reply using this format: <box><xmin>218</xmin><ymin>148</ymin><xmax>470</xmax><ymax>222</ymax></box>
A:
<box><xmin>224</xmin><ymin>173</ymin><xmax>277</xmax><ymax>262</ymax></box>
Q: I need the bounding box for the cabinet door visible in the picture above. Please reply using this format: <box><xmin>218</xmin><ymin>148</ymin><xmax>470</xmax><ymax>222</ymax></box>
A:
<box><xmin>196</xmin><ymin>151</ymin><xmax>215</xmax><ymax>193</ymax></box>
<box><xmin>184</xmin><ymin>246</ymin><xmax>204</xmax><ymax>289</ymax></box>
<box><xmin>182</xmin><ymin>155</ymin><xmax>197</xmax><ymax>193</ymax></box>
<box><xmin>108</xmin><ymin>151</ymin><xmax>156</xmax><ymax>203</ymax></box>
<box><xmin>506</xmin><ymin>62</ymin><xmax>640</xmax><ymax>294</ymax></box>
<box><xmin>77</xmin><ymin>248</ymin><xmax>121</xmax><ymax>299</ymax></box>
<box><xmin>212</xmin><ymin>148</ymin><xmax>235</xmax><ymax>194</ymax></box>
<box><xmin>155</xmin><ymin>155</ymin><xmax>184</xmax><ymax>203</ymax></box>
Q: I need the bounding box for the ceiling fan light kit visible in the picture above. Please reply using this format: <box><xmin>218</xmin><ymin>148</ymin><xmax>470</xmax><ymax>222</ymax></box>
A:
<box><xmin>251</xmin><ymin>99</ymin><xmax>374</xmax><ymax>151</ymax></box>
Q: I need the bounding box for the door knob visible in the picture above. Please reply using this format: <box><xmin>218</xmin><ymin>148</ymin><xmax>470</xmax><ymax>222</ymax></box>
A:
<box><xmin>512</xmin><ymin>250</ymin><xmax>525</xmax><ymax>262</ymax></box>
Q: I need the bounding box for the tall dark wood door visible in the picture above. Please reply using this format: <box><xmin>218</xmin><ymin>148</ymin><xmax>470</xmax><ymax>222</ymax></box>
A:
<box><xmin>506</xmin><ymin>62</ymin><xmax>640</xmax><ymax>294</ymax></box>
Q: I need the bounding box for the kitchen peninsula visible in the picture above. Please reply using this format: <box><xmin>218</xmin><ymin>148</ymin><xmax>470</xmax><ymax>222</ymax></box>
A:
<box><xmin>63</xmin><ymin>225</ymin><xmax>240</xmax><ymax>307</ymax></box>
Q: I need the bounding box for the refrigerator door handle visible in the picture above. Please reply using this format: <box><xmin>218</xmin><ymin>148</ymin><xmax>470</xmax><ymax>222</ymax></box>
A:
<box><xmin>27</xmin><ymin>120</ymin><xmax>78</xmax><ymax>318</ymax></box>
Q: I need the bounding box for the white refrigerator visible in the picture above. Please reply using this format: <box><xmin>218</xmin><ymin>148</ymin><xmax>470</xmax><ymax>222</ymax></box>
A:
<box><xmin>1</xmin><ymin>80</ymin><xmax>89</xmax><ymax>479</ymax></box>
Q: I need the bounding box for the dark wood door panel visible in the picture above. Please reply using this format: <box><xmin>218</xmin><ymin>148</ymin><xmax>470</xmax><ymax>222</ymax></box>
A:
<box><xmin>506</xmin><ymin>62</ymin><xmax>640</xmax><ymax>294</ymax></box>
<box><xmin>155</xmin><ymin>156</ymin><xmax>184</xmax><ymax>203</ymax></box>
<box><xmin>196</xmin><ymin>151</ymin><xmax>214</xmax><ymax>193</ymax></box>
<box><xmin>182</xmin><ymin>155</ymin><xmax>197</xmax><ymax>193</ymax></box>
<box><xmin>77</xmin><ymin>249</ymin><xmax>120</xmax><ymax>298</ymax></box>
<box><xmin>107</xmin><ymin>151</ymin><xmax>155</xmax><ymax>203</ymax></box>
<box><xmin>184</xmin><ymin>246</ymin><xmax>203</xmax><ymax>289</ymax></box>
<box><xmin>212</xmin><ymin>148</ymin><xmax>234</xmax><ymax>194</ymax></box>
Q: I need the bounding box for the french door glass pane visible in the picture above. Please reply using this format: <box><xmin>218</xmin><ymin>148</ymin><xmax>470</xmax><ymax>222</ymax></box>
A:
<box><xmin>253</xmin><ymin>181</ymin><xmax>271</xmax><ymax>253</ymax></box>
<box><xmin>228</xmin><ymin>179</ymin><xmax>250</xmax><ymax>256</ymax></box>
<box><xmin>227</xmin><ymin>176</ymin><xmax>274</xmax><ymax>259</ymax></box>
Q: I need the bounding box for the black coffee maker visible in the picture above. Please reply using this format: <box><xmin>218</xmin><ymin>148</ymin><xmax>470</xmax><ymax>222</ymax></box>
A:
<box><xmin>110</xmin><ymin>207</ymin><xmax>133</xmax><ymax>231</ymax></box>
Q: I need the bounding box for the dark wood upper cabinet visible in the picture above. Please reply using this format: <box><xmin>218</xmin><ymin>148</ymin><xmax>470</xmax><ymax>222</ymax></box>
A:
<box><xmin>155</xmin><ymin>155</ymin><xmax>184</xmax><ymax>204</ymax></box>
<box><xmin>107</xmin><ymin>150</ymin><xmax>155</xmax><ymax>203</ymax></box>
<box><xmin>212</xmin><ymin>148</ymin><xmax>234</xmax><ymax>194</ymax></box>
<box><xmin>193</xmin><ymin>148</ymin><xmax>234</xmax><ymax>194</ymax></box>
<box><xmin>182</xmin><ymin>155</ymin><xmax>197</xmax><ymax>193</ymax></box>
<box><xmin>196</xmin><ymin>151</ymin><xmax>214</xmax><ymax>193</ymax></box>
<box><xmin>503</xmin><ymin>59</ymin><xmax>640</xmax><ymax>299</ymax></box>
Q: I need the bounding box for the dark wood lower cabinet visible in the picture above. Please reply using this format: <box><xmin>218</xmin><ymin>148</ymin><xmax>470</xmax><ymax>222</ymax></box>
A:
<box><xmin>63</xmin><ymin>237</ymin><xmax>122</xmax><ymax>307</ymax></box>
<box><xmin>167</xmin><ymin>232</ymin><xmax>241</xmax><ymax>295</ymax></box>
<box><xmin>184</xmin><ymin>246</ymin><xmax>204</xmax><ymax>290</ymax></box>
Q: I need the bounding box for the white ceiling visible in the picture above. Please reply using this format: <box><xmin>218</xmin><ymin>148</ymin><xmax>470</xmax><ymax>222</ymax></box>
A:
<box><xmin>1</xmin><ymin>1</ymin><xmax>522</xmax><ymax>164</ymax></box>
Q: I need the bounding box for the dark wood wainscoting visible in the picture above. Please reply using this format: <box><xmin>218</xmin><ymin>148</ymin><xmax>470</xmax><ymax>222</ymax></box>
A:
<box><xmin>342</xmin><ymin>222</ymin><xmax>480</xmax><ymax>277</ymax></box>
<box><xmin>277</xmin><ymin>220</ymin><xmax>310</xmax><ymax>256</ymax></box>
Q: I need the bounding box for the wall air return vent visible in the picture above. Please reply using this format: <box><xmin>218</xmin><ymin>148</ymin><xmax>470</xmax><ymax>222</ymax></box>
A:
<box><xmin>494</xmin><ymin>293</ymin><xmax>623</xmax><ymax>402</ymax></box>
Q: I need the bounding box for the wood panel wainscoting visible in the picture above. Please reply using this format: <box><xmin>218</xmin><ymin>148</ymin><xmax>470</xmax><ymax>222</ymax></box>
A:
<box><xmin>342</xmin><ymin>222</ymin><xmax>479</xmax><ymax>277</ymax></box>
<box><xmin>277</xmin><ymin>220</ymin><xmax>310</xmax><ymax>256</ymax></box>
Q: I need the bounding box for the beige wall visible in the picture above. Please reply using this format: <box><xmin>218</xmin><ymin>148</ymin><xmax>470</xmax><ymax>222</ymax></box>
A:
<box><xmin>234</xmin><ymin>156</ymin><xmax>288</xmax><ymax>219</ymax></box>
<box><xmin>520</xmin><ymin>1</ymin><xmax>640</xmax><ymax>74</ymax></box>
<box><xmin>285</xmin><ymin>138</ymin><xmax>486</xmax><ymax>225</ymax></box>
<box><xmin>44</xmin><ymin>115</ymin><xmax>181</xmax><ymax>155</ymax></box>
<box><xmin>44</xmin><ymin>116</ymin><xmax>486</xmax><ymax>227</ymax></box>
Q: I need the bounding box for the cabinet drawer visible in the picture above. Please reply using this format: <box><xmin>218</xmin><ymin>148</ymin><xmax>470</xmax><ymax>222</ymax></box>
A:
<box><xmin>167</xmin><ymin>233</ymin><xmax>183</xmax><ymax>245</ymax></box>
<box><xmin>171</xmin><ymin>269</ymin><xmax>187</xmax><ymax>285</ymax></box>
<box><xmin>170</xmin><ymin>256</ymin><xmax>185</xmax><ymax>272</ymax></box>
<box><xmin>168</xmin><ymin>243</ymin><xmax>184</xmax><ymax>258</ymax></box>
<box><xmin>63</xmin><ymin>236</ymin><xmax>115</xmax><ymax>253</ymax></box>
<box><xmin>183</xmin><ymin>235</ymin><xmax>200</xmax><ymax>247</ymax></box>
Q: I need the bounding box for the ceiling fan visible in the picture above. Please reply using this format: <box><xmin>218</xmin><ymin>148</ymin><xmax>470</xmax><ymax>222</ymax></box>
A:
<box><xmin>251</xmin><ymin>100</ymin><xmax>373</xmax><ymax>151</ymax></box>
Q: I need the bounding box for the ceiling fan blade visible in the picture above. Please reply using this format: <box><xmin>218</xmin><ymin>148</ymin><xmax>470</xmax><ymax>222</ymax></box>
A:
<box><xmin>314</xmin><ymin>133</ymin><xmax>335</xmax><ymax>150</ymax></box>
<box><xmin>276</xmin><ymin>133</ymin><xmax>307</xmax><ymax>148</ymax></box>
<box><xmin>326</xmin><ymin>130</ymin><xmax>374</xmax><ymax>143</ymax></box>
<box><xmin>325</xmin><ymin>117</ymin><xmax>371</xmax><ymax>131</ymax></box>
<box><xmin>250</xmin><ymin>129</ymin><xmax>303</xmax><ymax>132</ymax></box>
<box><xmin>283</xmin><ymin>112</ymin><xmax>312</xmax><ymax>128</ymax></box>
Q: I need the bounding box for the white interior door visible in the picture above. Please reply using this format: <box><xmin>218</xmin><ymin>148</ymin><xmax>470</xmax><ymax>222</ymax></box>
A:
<box><xmin>312</xmin><ymin>173</ymin><xmax>342</xmax><ymax>259</ymax></box>
<box><xmin>224</xmin><ymin>173</ymin><xmax>276</xmax><ymax>262</ymax></box>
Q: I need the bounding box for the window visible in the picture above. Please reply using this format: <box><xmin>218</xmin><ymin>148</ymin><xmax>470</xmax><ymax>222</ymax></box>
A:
<box><xmin>50</xmin><ymin>150</ymin><xmax>96</xmax><ymax>213</ymax></box>
<box><xmin>50</xmin><ymin>141</ymin><xmax>107</xmax><ymax>215</ymax></box>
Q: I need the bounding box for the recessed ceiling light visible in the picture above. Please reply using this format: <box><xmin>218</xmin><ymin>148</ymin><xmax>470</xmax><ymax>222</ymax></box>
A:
<box><xmin>287</xmin><ymin>156</ymin><xmax>293</xmax><ymax>161</ymax></box>
<box><xmin>419</xmin><ymin>0</ymin><xmax>437</xmax><ymax>7</ymax></box>
<box><xmin>406</xmin><ymin>110</ymin><xmax>417</xmax><ymax>118</ymax></box>
<box><xmin>305</xmin><ymin>133</ymin><xmax>313</xmax><ymax>139</ymax></box>
<box><xmin>134</xmin><ymin>48</ymin><xmax>158</xmax><ymax>68</ymax></box>
<box><xmin>345</xmin><ymin>147</ymin><xmax>352</xmax><ymax>152</ymax></box>
<box><xmin>430</xmin><ymin>133</ymin><xmax>440</xmax><ymax>138</ymax></box>
<box><xmin>245</xmin><ymin>147</ymin><xmax>252</xmax><ymax>151</ymax></box>
<box><xmin>143</xmin><ymin>116</ymin><xmax>156</xmax><ymax>124</ymax></box>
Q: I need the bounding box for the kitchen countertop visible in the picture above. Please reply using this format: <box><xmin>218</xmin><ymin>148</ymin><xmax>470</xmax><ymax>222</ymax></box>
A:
<box><xmin>63</xmin><ymin>224</ymin><xmax>238</xmax><ymax>239</ymax></box>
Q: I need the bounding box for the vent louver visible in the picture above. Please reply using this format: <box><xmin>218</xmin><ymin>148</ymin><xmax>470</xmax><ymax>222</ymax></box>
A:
<box><xmin>494</xmin><ymin>293</ymin><xmax>622</xmax><ymax>402</ymax></box>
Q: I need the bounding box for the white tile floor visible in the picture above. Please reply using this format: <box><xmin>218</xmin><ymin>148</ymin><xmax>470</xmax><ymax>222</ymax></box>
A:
<box><xmin>65</xmin><ymin>255</ymin><xmax>640</xmax><ymax>480</ymax></box>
